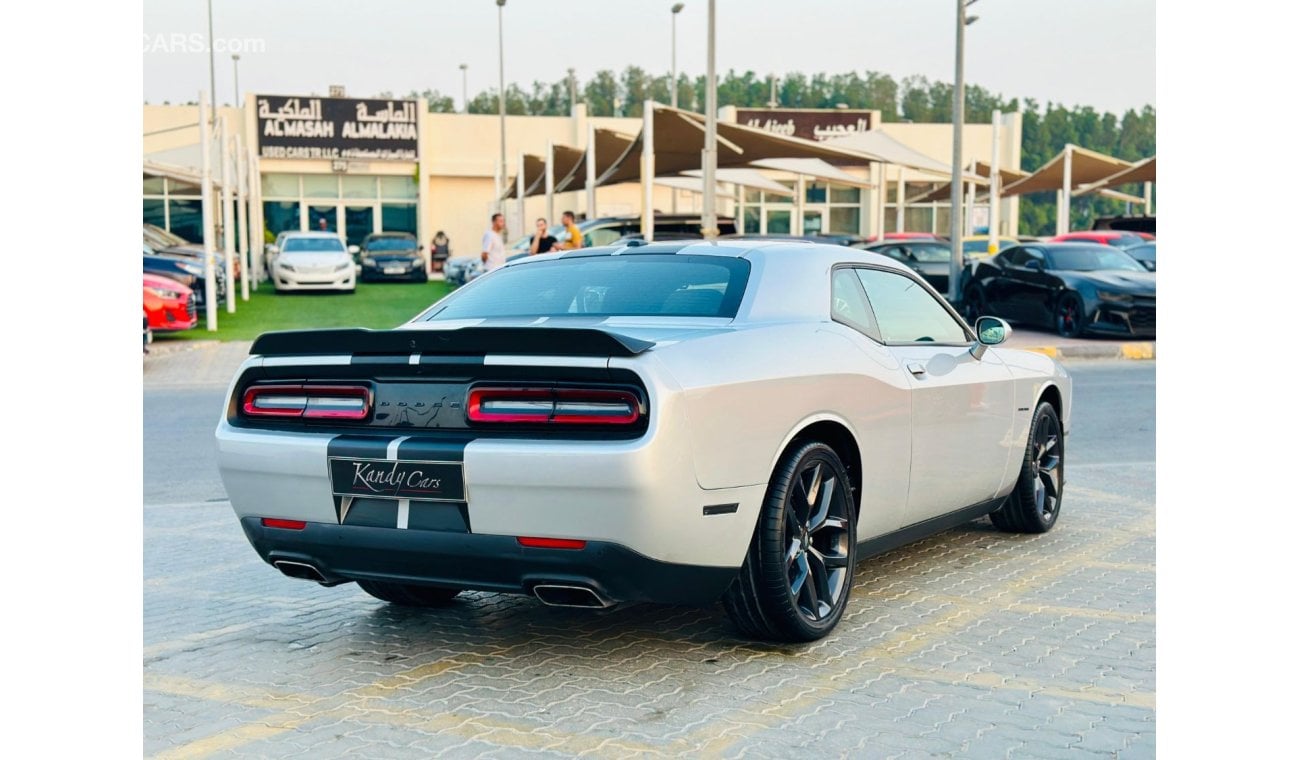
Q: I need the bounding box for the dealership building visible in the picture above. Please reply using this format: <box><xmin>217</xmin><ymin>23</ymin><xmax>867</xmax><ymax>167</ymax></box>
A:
<box><xmin>142</xmin><ymin>92</ymin><xmax>1021</xmax><ymax>271</ymax></box>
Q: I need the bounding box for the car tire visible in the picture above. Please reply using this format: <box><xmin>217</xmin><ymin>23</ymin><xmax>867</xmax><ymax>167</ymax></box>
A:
<box><xmin>990</xmin><ymin>400</ymin><xmax>1064</xmax><ymax>534</ymax></box>
<box><xmin>1054</xmin><ymin>292</ymin><xmax>1085</xmax><ymax>338</ymax></box>
<box><xmin>357</xmin><ymin>580</ymin><xmax>461</xmax><ymax>606</ymax></box>
<box><xmin>723</xmin><ymin>441</ymin><xmax>857</xmax><ymax>642</ymax></box>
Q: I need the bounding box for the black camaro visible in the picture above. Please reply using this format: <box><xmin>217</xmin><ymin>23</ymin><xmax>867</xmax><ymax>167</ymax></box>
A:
<box><xmin>855</xmin><ymin>240</ymin><xmax>955</xmax><ymax>294</ymax></box>
<box><xmin>962</xmin><ymin>242</ymin><xmax>1155</xmax><ymax>338</ymax></box>
<box><xmin>357</xmin><ymin>232</ymin><xmax>427</xmax><ymax>282</ymax></box>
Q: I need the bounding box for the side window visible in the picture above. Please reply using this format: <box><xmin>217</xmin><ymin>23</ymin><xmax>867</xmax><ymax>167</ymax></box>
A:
<box><xmin>1023</xmin><ymin>247</ymin><xmax>1046</xmax><ymax>268</ymax></box>
<box><xmin>856</xmin><ymin>268</ymin><xmax>969</xmax><ymax>344</ymax></box>
<box><xmin>1001</xmin><ymin>247</ymin><xmax>1027</xmax><ymax>267</ymax></box>
<box><xmin>585</xmin><ymin>227</ymin><xmax>623</xmax><ymax>247</ymax></box>
<box><xmin>830</xmin><ymin>268</ymin><xmax>881</xmax><ymax>341</ymax></box>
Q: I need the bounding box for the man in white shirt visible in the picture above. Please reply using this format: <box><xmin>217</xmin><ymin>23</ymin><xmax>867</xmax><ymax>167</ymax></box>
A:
<box><xmin>480</xmin><ymin>213</ymin><xmax>507</xmax><ymax>272</ymax></box>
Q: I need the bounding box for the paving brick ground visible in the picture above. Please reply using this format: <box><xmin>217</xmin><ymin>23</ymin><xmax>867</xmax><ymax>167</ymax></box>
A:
<box><xmin>144</xmin><ymin>475</ymin><xmax>1154</xmax><ymax>758</ymax></box>
<box><xmin>143</xmin><ymin>350</ymin><xmax>1155</xmax><ymax>758</ymax></box>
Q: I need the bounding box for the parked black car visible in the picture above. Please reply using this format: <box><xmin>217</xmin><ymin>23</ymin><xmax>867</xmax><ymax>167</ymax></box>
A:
<box><xmin>963</xmin><ymin>243</ymin><xmax>1155</xmax><ymax>338</ymax></box>
<box><xmin>358</xmin><ymin>232</ymin><xmax>427</xmax><ymax>282</ymax></box>
<box><xmin>144</xmin><ymin>243</ymin><xmax>225</xmax><ymax>307</ymax></box>
<box><xmin>857</xmin><ymin>240</ymin><xmax>955</xmax><ymax>294</ymax></box>
<box><xmin>144</xmin><ymin>223</ymin><xmax>242</xmax><ymax>279</ymax></box>
<box><xmin>1126</xmin><ymin>242</ymin><xmax>1156</xmax><ymax>272</ymax></box>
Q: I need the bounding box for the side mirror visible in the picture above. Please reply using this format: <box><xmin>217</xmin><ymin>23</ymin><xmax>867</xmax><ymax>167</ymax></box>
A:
<box><xmin>266</xmin><ymin>244</ymin><xmax>279</xmax><ymax>256</ymax></box>
<box><xmin>969</xmin><ymin>316</ymin><xmax>1011</xmax><ymax>360</ymax></box>
<box><xmin>347</xmin><ymin>245</ymin><xmax>360</xmax><ymax>255</ymax></box>
<box><xmin>1024</xmin><ymin>259</ymin><xmax>1043</xmax><ymax>272</ymax></box>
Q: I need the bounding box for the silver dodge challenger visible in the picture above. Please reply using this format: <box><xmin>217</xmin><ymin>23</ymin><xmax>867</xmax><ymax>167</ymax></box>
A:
<box><xmin>216</xmin><ymin>240</ymin><xmax>1071</xmax><ymax>642</ymax></box>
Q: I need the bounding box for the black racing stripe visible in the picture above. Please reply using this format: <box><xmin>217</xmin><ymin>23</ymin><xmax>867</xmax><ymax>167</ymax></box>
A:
<box><xmin>327</xmin><ymin>434</ymin><xmax>399</xmax><ymax>459</ymax></box>
<box><xmin>398</xmin><ymin>435</ymin><xmax>475</xmax><ymax>532</ymax></box>
<box><xmin>328</xmin><ymin>434</ymin><xmax>401</xmax><ymax>523</ymax></box>
<box><xmin>351</xmin><ymin>354</ymin><xmax>413</xmax><ymax>365</ymax></box>
<box><xmin>419</xmin><ymin>355</ymin><xmax>485</xmax><ymax>366</ymax></box>
<box><xmin>407</xmin><ymin>501</ymin><xmax>470</xmax><ymax>532</ymax></box>
<box><xmin>396</xmin><ymin>434</ymin><xmax>474</xmax><ymax>463</ymax></box>
<box><xmin>342</xmin><ymin>498</ymin><xmax>399</xmax><ymax>528</ymax></box>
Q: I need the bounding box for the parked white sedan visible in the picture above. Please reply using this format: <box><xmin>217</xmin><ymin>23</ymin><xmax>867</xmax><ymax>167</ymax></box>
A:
<box><xmin>216</xmin><ymin>240</ymin><xmax>1070</xmax><ymax>642</ymax></box>
<box><xmin>267</xmin><ymin>231</ymin><xmax>357</xmax><ymax>292</ymax></box>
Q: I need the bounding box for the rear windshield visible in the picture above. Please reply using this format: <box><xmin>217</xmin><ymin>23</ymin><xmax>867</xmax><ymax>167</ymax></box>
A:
<box><xmin>424</xmin><ymin>254</ymin><xmax>750</xmax><ymax>319</ymax></box>
<box><xmin>1046</xmin><ymin>246</ymin><xmax>1145</xmax><ymax>272</ymax></box>
<box><xmin>283</xmin><ymin>237</ymin><xmax>345</xmax><ymax>253</ymax></box>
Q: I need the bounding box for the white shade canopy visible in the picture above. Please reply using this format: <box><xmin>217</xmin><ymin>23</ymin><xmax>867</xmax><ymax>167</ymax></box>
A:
<box><xmin>748</xmin><ymin>158</ymin><xmax>873</xmax><ymax>188</ymax></box>
<box><xmin>680</xmin><ymin>167</ymin><xmax>795</xmax><ymax>195</ymax></box>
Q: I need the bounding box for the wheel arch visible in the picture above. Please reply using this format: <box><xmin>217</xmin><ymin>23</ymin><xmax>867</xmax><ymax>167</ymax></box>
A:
<box><xmin>770</xmin><ymin>415</ymin><xmax>864</xmax><ymax>520</ymax></box>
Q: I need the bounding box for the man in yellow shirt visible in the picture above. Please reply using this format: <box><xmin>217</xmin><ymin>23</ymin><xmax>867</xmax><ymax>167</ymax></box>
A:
<box><xmin>559</xmin><ymin>211</ymin><xmax>584</xmax><ymax>250</ymax></box>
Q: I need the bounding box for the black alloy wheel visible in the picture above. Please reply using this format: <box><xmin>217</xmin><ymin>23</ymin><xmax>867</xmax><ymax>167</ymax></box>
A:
<box><xmin>1055</xmin><ymin>292</ymin><xmax>1085</xmax><ymax>338</ymax></box>
<box><xmin>724</xmin><ymin>441</ymin><xmax>857</xmax><ymax>642</ymax></box>
<box><xmin>991</xmin><ymin>401</ymin><xmax>1064</xmax><ymax>534</ymax></box>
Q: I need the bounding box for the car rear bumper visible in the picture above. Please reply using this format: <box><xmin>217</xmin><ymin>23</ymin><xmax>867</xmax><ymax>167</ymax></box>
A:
<box><xmin>240</xmin><ymin>517</ymin><xmax>737</xmax><ymax>605</ymax></box>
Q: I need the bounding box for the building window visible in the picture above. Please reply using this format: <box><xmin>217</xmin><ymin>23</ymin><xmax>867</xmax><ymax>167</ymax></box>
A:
<box><xmin>143</xmin><ymin>198</ymin><xmax>166</xmax><ymax>230</ymax></box>
<box><xmin>261</xmin><ymin>174</ymin><xmax>300</xmax><ymax>198</ymax></box>
<box><xmin>830</xmin><ymin>185</ymin><xmax>860</xmax><ymax>204</ymax></box>
<box><xmin>382</xmin><ymin>204</ymin><xmax>417</xmax><ymax>234</ymax></box>
<box><xmin>381</xmin><ymin>176</ymin><xmax>418</xmax><ymax>200</ymax></box>
<box><xmin>342</xmin><ymin>175</ymin><xmax>377</xmax><ymax>199</ymax></box>
<box><xmin>304</xmin><ymin>175</ymin><xmax>339</xmax><ymax>199</ymax></box>
<box><xmin>805</xmin><ymin>181</ymin><xmax>827</xmax><ymax>204</ymax></box>
<box><xmin>766</xmin><ymin>209</ymin><xmax>791</xmax><ymax>234</ymax></box>
<box><xmin>168</xmin><ymin>199</ymin><xmax>204</xmax><ymax>242</ymax></box>
<box><xmin>828</xmin><ymin>207</ymin><xmax>860</xmax><ymax>235</ymax></box>
<box><xmin>264</xmin><ymin>201</ymin><xmax>300</xmax><ymax>240</ymax></box>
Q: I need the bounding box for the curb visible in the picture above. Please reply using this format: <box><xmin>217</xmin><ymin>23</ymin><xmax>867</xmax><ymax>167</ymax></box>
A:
<box><xmin>1017</xmin><ymin>342</ymin><xmax>1155</xmax><ymax>361</ymax></box>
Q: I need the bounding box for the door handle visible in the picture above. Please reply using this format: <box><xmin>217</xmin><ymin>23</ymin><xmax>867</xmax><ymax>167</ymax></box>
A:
<box><xmin>907</xmin><ymin>362</ymin><xmax>926</xmax><ymax>377</ymax></box>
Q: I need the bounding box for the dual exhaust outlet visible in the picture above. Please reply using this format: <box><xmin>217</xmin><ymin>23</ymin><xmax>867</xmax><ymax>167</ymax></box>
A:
<box><xmin>273</xmin><ymin>561</ymin><xmax>612</xmax><ymax>608</ymax></box>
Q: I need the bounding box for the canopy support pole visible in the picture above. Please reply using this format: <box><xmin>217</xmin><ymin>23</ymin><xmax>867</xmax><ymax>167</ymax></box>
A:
<box><xmin>199</xmin><ymin>91</ymin><xmax>217</xmax><ymax>331</ymax></box>
<box><xmin>988</xmin><ymin>109</ymin><xmax>1002</xmax><ymax>254</ymax></box>
<box><xmin>1144</xmin><ymin>180</ymin><xmax>1153</xmax><ymax>214</ymax></box>
<box><xmin>220</xmin><ymin>116</ymin><xmax>236</xmax><ymax>314</ymax></box>
<box><xmin>895</xmin><ymin>166</ymin><xmax>906</xmax><ymax>232</ymax></box>
<box><xmin>701</xmin><ymin>0</ymin><xmax>718</xmax><ymax>239</ymax></box>
<box><xmin>795</xmin><ymin>174</ymin><xmax>805</xmax><ymax>236</ymax></box>
<box><xmin>585</xmin><ymin>123</ymin><xmax>597</xmax><ymax>219</ymax></box>
<box><xmin>964</xmin><ymin>159</ymin><xmax>976</xmax><ymax>237</ymax></box>
<box><xmin>515</xmin><ymin>151</ymin><xmax>525</xmax><ymax>234</ymax></box>
<box><xmin>1058</xmin><ymin>143</ymin><xmax>1073</xmax><ymax>235</ymax></box>
<box><xmin>235</xmin><ymin>131</ymin><xmax>250</xmax><ymax>302</ymax></box>
<box><xmin>875</xmin><ymin>163</ymin><xmax>886</xmax><ymax>241</ymax></box>
<box><xmin>248</xmin><ymin>143</ymin><xmax>262</xmax><ymax>289</ymax></box>
<box><xmin>641</xmin><ymin>101</ymin><xmax>655</xmax><ymax>242</ymax></box>
<box><xmin>545</xmin><ymin>140</ymin><xmax>555</xmax><ymax>224</ymax></box>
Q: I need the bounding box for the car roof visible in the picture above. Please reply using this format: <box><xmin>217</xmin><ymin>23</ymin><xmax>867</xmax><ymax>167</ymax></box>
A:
<box><xmin>279</xmin><ymin>231</ymin><xmax>342</xmax><ymax>239</ymax></box>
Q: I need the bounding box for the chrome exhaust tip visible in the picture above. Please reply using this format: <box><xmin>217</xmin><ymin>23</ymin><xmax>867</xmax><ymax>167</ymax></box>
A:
<box><xmin>532</xmin><ymin>583</ymin><xmax>613</xmax><ymax>609</ymax></box>
<box><xmin>273</xmin><ymin>560</ymin><xmax>327</xmax><ymax>583</ymax></box>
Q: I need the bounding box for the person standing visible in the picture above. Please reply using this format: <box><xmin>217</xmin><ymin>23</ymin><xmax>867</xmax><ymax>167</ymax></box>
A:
<box><xmin>431</xmin><ymin>230</ymin><xmax>450</xmax><ymax>274</ymax></box>
<box><xmin>480</xmin><ymin>212</ymin><xmax>507</xmax><ymax>272</ymax></box>
<box><xmin>558</xmin><ymin>210</ymin><xmax>584</xmax><ymax>250</ymax></box>
<box><xmin>529</xmin><ymin>218</ymin><xmax>557</xmax><ymax>255</ymax></box>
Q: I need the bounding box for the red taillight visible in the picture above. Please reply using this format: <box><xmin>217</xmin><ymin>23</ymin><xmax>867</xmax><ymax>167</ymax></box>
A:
<box><xmin>467</xmin><ymin>387</ymin><xmax>641</xmax><ymax>425</ymax></box>
<box><xmin>242</xmin><ymin>384</ymin><xmax>371</xmax><ymax>420</ymax></box>
<box><xmin>517</xmin><ymin>536</ymin><xmax>587</xmax><ymax>550</ymax></box>
<box><xmin>262</xmin><ymin>518</ymin><xmax>307</xmax><ymax>530</ymax></box>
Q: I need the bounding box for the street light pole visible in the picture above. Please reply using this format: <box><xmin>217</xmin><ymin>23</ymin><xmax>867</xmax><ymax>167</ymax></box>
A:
<box><xmin>670</xmin><ymin>3</ymin><xmax>684</xmax><ymax>213</ymax></box>
<box><xmin>496</xmin><ymin>0</ymin><xmax>507</xmax><ymax>213</ymax></box>
<box><xmin>701</xmin><ymin>0</ymin><xmax>718</xmax><ymax>238</ymax></box>
<box><xmin>459</xmin><ymin>63</ymin><xmax>468</xmax><ymax>113</ymax></box>
<box><xmin>231</xmin><ymin>54</ymin><xmax>241</xmax><ymax>106</ymax></box>
<box><xmin>206</xmin><ymin>0</ymin><xmax>217</xmax><ymax>115</ymax></box>
<box><xmin>948</xmin><ymin>0</ymin><xmax>978</xmax><ymax>304</ymax></box>
<box><xmin>568</xmin><ymin>67</ymin><xmax>577</xmax><ymax>115</ymax></box>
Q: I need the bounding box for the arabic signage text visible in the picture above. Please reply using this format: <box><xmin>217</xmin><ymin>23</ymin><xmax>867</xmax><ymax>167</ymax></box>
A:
<box><xmin>734</xmin><ymin>108</ymin><xmax>874</xmax><ymax>142</ymax></box>
<box><xmin>256</xmin><ymin>95</ymin><xmax>418</xmax><ymax>162</ymax></box>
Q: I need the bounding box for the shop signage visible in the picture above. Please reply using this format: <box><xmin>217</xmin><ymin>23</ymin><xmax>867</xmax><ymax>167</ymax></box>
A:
<box><xmin>256</xmin><ymin>95</ymin><xmax>418</xmax><ymax>161</ymax></box>
<box><xmin>734</xmin><ymin>108</ymin><xmax>874</xmax><ymax>142</ymax></box>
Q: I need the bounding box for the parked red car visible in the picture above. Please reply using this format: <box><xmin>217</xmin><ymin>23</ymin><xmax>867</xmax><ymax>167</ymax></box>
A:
<box><xmin>143</xmin><ymin>274</ymin><xmax>198</xmax><ymax>333</ymax></box>
<box><xmin>1050</xmin><ymin>231</ymin><xmax>1145</xmax><ymax>247</ymax></box>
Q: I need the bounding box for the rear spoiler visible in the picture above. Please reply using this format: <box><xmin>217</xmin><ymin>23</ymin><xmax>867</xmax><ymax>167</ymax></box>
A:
<box><xmin>249</xmin><ymin>327</ymin><xmax>656</xmax><ymax>358</ymax></box>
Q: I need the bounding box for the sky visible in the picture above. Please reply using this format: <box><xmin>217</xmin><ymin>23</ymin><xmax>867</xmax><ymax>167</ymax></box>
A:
<box><xmin>143</xmin><ymin>0</ymin><xmax>1155</xmax><ymax>115</ymax></box>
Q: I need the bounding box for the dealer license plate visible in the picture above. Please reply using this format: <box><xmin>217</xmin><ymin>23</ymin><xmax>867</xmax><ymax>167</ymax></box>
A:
<box><xmin>328</xmin><ymin>457</ymin><xmax>465</xmax><ymax>501</ymax></box>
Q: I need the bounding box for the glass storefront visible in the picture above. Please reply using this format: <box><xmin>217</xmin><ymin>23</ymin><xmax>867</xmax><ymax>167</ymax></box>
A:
<box><xmin>142</xmin><ymin>176</ymin><xmax>205</xmax><ymax>243</ymax></box>
<box><xmin>261</xmin><ymin>173</ymin><xmax>417</xmax><ymax>242</ymax></box>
